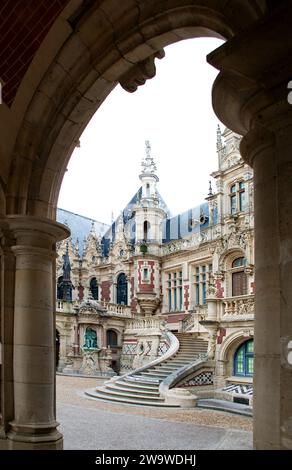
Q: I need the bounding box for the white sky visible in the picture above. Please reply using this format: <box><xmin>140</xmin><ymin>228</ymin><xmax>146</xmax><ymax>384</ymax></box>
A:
<box><xmin>58</xmin><ymin>37</ymin><xmax>224</xmax><ymax>225</ymax></box>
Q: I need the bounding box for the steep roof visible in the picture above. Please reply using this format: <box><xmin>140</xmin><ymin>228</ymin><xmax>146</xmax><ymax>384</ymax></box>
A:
<box><xmin>57</xmin><ymin>208</ymin><xmax>110</xmax><ymax>253</ymax></box>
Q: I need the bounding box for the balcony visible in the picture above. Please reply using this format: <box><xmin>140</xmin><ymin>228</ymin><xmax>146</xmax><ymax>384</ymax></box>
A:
<box><xmin>102</xmin><ymin>301</ymin><xmax>133</xmax><ymax>318</ymax></box>
<box><xmin>221</xmin><ymin>294</ymin><xmax>254</xmax><ymax>320</ymax></box>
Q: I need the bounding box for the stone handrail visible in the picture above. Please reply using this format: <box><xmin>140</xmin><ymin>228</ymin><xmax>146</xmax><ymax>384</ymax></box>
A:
<box><xmin>182</xmin><ymin>308</ymin><xmax>207</xmax><ymax>332</ymax></box>
<box><xmin>221</xmin><ymin>294</ymin><xmax>254</xmax><ymax>318</ymax></box>
<box><xmin>159</xmin><ymin>355</ymin><xmax>210</xmax><ymax>398</ymax></box>
<box><xmin>111</xmin><ymin>330</ymin><xmax>179</xmax><ymax>382</ymax></box>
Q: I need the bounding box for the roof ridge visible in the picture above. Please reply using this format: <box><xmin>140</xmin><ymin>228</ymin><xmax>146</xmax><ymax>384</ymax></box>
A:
<box><xmin>57</xmin><ymin>207</ymin><xmax>110</xmax><ymax>227</ymax></box>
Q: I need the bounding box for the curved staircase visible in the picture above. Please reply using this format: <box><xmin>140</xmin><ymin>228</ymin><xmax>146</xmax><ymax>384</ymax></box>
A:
<box><xmin>86</xmin><ymin>333</ymin><xmax>208</xmax><ymax>407</ymax></box>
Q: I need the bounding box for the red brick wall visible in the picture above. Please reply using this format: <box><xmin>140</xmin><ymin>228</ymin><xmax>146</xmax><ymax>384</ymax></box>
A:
<box><xmin>215</xmin><ymin>280</ymin><xmax>224</xmax><ymax>298</ymax></box>
<box><xmin>78</xmin><ymin>285</ymin><xmax>84</xmax><ymax>301</ymax></box>
<box><xmin>101</xmin><ymin>280</ymin><xmax>111</xmax><ymax>302</ymax></box>
<box><xmin>217</xmin><ymin>328</ymin><xmax>226</xmax><ymax>344</ymax></box>
<box><xmin>130</xmin><ymin>276</ymin><xmax>137</xmax><ymax>313</ymax></box>
<box><xmin>184</xmin><ymin>285</ymin><xmax>189</xmax><ymax>310</ymax></box>
<box><xmin>0</xmin><ymin>0</ymin><xmax>69</xmax><ymax>106</ymax></box>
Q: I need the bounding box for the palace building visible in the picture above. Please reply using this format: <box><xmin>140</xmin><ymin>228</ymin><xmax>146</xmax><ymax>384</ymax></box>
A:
<box><xmin>1</xmin><ymin>0</ymin><xmax>291</xmax><ymax>449</ymax></box>
<box><xmin>55</xmin><ymin>127</ymin><xmax>254</xmax><ymax>407</ymax></box>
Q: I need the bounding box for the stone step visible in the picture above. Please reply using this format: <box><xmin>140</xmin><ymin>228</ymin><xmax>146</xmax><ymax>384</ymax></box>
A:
<box><xmin>130</xmin><ymin>375</ymin><xmax>160</xmax><ymax>384</ymax></box>
<box><xmin>143</xmin><ymin>370</ymin><xmax>169</xmax><ymax>376</ymax></box>
<box><xmin>141</xmin><ymin>373</ymin><xmax>167</xmax><ymax>380</ymax></box>
<box><xmin>107</xmin><ymin>383</ymin><xmax>160</xmax><ymax>396</ymax></box>
<box><xmin>95</xmin><ymin>387</ymin><xmax>165</xmax><ymax>403</ymax></box>
<box><xmin>101</xmin><ymin>385</ymin><xmax>161</xmax><ymax>399</ymax></box>
<box><xmin>153</xmin><ymin>366</ymin><xmax>182</xmax><ymax>372</ymax></box>
<box><xmin>118</xmin><ymin>379</ymin><xmax>159</xmax><ymax>391</ymax></box>
<box><xmin>85</xmin><ymin>390</ymin><xmax>179</xmax><ymax>407</ymax></box>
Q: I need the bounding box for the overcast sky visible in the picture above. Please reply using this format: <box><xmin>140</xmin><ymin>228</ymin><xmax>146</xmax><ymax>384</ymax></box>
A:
<box><xmin>58</xmin><ymin>37</ymin><xmax>224</xmax><ymax>225</ymax></box>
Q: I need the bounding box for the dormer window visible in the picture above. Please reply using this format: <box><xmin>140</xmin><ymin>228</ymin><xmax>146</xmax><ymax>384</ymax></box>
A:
<box><xmin>230</xmin><ymin>181</ymin><xmax>245</xmax><ymax>214</ymax></box>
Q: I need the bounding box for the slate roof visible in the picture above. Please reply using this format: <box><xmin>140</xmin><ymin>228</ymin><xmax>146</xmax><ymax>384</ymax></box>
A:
<box><xmin>57</xmin><ymin>189</ymin><xmax>214</xmax><ymax>257</ymax></box>
<box><xmin>57</xmin><ymin>208</ymin><xmax>109</xmax><ymax>252</ymax></box>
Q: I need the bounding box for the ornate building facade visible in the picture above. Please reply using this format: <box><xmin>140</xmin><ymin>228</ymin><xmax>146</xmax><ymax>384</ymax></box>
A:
<box><xmin>56</xmin><ymin>127</ymin><xmax>255</xmax><ymax>406</ymax></box>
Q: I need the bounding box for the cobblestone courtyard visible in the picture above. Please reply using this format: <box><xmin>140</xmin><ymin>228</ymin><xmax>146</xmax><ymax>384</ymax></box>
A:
<box><xmin>56</xmin><ymin>375</ymin><xmax>253</xmax><ymax>450</ymax></box>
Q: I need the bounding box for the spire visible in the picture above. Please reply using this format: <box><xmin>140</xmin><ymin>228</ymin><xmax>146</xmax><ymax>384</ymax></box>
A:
<box><xmin>216</xmin><ymin>124</ymin><xmax>223</xmax><ymax>151</ymax></box>
<box><xmin>208</xmin><ymin>180</ymin><xmax>213</xmax><ymax>197</ymax></box>
<box><xmin>141</xmin><ymin>140</ymin><xmax>157</xmax><ymax>176</ymax></box>
<box><xmin>62</xmin><ymin>242</ymin><xmax>71</xmax><ymax>281</ymax></box>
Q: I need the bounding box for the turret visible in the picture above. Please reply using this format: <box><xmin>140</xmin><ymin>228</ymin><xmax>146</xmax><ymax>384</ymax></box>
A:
<box><xmin>134</xmin><ymin>141</ymin><xmax>167</xmax><ymax>248</ymax></box>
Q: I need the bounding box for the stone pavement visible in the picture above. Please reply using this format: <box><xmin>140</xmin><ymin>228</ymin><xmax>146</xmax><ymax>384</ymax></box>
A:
<box><xmin>56</xmin><ymin>375</ymin><xmax>253</xmax><ymax>450</ymax></box>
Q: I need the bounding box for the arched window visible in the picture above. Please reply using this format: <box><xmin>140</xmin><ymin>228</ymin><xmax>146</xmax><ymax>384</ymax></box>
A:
<box><xmin>232</xmin><ymin>257</ymin><xmax>246</xmax><ymax>268</ymax></box>
<box><xmin>90</xmin><ymin>277</ymin><xmax>98</xmax><ymax>300</ymax></box>
<box><xmin>143</xmin><ymin>220</ymin><xmax>150</xmax><ymax>241</ymax></box>
<box><xmin>107</xmin><ymin>330</ymin><xmax>118</xmax><ymax>347</ymax></box>
<box><xmin>234</xmin><ymin>339</ymin><xmax>254</xmax><ymax>377</ymax></box>
<box><xmin>232</xmin><ymin>257</ymin><xmax>247</xmax><ymax>296</ymax></box>
<box><xmin>117</xmin><ymin>273</ymin><xmax>128</xmax><ymax>305</ymax></box>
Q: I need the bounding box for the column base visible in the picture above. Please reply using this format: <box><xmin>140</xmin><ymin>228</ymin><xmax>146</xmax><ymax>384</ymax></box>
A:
<box><xmin>7</xmin><ymin>421</ymin><xmax>63</xmax><ymax>449</ymax></box>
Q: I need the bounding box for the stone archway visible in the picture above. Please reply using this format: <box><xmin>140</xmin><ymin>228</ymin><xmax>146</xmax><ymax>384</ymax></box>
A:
<box><xmin>1</xmin><ymin>0</ymin><xmax>292</xmax><ymax>451</ymax></box>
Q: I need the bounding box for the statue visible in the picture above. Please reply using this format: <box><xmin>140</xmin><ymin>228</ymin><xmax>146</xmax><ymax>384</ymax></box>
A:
<box><xmin>83</xmin><ymin>328</ymin><xmax>97</xmax><ymax>349</ymax></box>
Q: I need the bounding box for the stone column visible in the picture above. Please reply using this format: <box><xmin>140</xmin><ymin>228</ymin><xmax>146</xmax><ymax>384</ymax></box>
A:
<box><xmin>7</xmin><ymin>216</ymin><xmax>69</xmax><ymax>449</ymax></box>
<box><xmin>241</xmin><ymin>121</ymin><xmax>292</xmax><ymax>450</ymax></box>
<box><xmin>0</xmin><ymin>220</ymin><xmax>15</xmax><ymax>436</ymax></box>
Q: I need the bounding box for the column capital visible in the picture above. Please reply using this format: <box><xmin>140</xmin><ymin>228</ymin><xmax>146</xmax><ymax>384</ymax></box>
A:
<box><xmin>208</xmin><ymin>3</ymin><xmax>292</xmax><ymax>139</ymax></box>
<box><xmin>240</xmin><ymin>126</ymin><xmax>275</xmax><ymax>167</ymax></box>
<box><xmin>6</xmin><ymin>215</ymin><xmax>70</xmax><ymax>248</ymax></box>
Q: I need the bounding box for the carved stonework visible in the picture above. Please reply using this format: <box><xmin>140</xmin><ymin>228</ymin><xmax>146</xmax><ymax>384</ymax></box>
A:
<box><xmin>119</xmin><ymin>50</ymin><xmax>165</xmax><ymax>93</ymax></box>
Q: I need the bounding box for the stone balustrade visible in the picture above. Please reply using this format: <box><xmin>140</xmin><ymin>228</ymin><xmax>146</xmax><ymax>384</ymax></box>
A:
<box><xmin>102</xmin><ymin>301</ymin><xmax>133</xmax><ymax>318</ymax></box>
<box><xmin>221</xmin><ymin>294</ymin><xmax>254</xmax><ymax>319</ymax></box>
<box><xmin>125</xmin><ymin>315</ymin><xmax>166</xmax><ymax>333</ymax></box>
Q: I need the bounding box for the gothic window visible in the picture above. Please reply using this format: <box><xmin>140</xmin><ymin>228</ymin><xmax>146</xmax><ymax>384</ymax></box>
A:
<box><xmin>194</xmin><ymin>264</ymin><xmax>212</xmax><ymax>305</ymax></box>
<box><xmin>167</xmin><ymin>270</ymin><xmax>183</xmax><ymax>312</ymax></box>
<box><xmin>90</xmin><ymin>277</ymin><xmax>98</xmax><ymax>300</ymax></box>
<box><xmin>117</xmin><ymin>273</ymin><xmax>128</xmax><ymax>305</ymax></box>
<box><xmin>107</xmin><ymin>330</ymin><xmax>118</xmax><ymax>348</ymax></box>
<box><xmin>232</xmin><ymin>257</ymin><xmax>247</xmax><ymax>296</ymax></box>
<box><xmin>234</xmin><ymin>339</ymin><xmax>254</xmax><ymax>377</ymax></box>
<box><xmin>230</xmin><ymin>181</ymin><xmax>245</xmax><ymax>214</ymax></box>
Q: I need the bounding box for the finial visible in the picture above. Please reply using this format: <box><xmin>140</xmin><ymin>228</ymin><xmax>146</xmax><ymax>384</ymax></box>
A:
<box><xmin>145</xmin><ymin>140</ymin><xmax>151</xmax><ymax>157</ymax></box>
<box><xmin>216</xmin><ymin>124</ymin><xmax>222</xmax><ymax>151</ymax></box>
<box><xmin>208</xmin><ymin>181</ymin><xmax>213</xmax><ymax>196</ymax></box>
<box><xmin>90</xmin><ymin>220</ymin><xmax>95</xmax><ymax>234</ymax></box>
<box><xmin>141</xmin><ymin>140</ymin><xmax>157</xmax><ymax>174</ymax></box>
